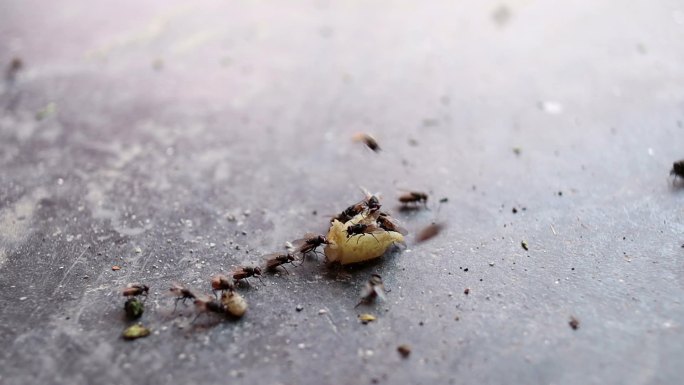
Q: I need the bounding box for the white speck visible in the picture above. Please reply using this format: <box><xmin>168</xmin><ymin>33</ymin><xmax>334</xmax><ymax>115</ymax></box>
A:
<box><xmin>134</xmin><ymin>247</ymin><xmax>142</xmax><ymax>254</ymax></box>
<box><xmin>298</xmin><ymin>343</ymin><xmax>306</xmax><ymax>349</ymax></box>
<box><xmin>166</xmin><ymin>147</ymin><xmax>175</xmax><ymax>156</ymax></box>
<box><xmin>539</xmin><ymin>101</ymin><xmax>563</xmax><ymax>114</ymax></box>
<box><xmin>59</xmin><ymin>266</ymin><xmax>64</xmax><ymax>269</ymax></box>
<box><xmin>19</xmin><ymin>296</ymin><xmax>27</xmax><ymax>301</ymax></box>
<box><xmin>178</xmin><ymin>353</ymin><xmax>186</xmax><ymax>360</ymax></box>
<box><xmin>209</xmin><ymin>243</ymin><xmax>216</xmax><ymax>248</ymax></box>
<box><xmin>57</xmin><ymin>178</ymin><xmax>64</xmax><ymax>185</ymax></box>
<box><xmin>647</xmin><ymin>148</ymin><xmax>654</xmax><ymax>156</ymax></box>
<box><xmin>318</xmin><ymin>309</ymin><xmax>328</xmax><ymax>315</ymax></box>
<box><xmin>365</xmin><ymin>349</ymin><xmax>374</xmax><ymax>357</ymax></box>
<box><xmin>66</xmin><ymin>234</ymin><xmax>74</xmax><ymax>242</ymax></box>
<box><xmin>489</xmin><ymin>262</ymin><xmax>495</xmax><ymax>267</ymax></box>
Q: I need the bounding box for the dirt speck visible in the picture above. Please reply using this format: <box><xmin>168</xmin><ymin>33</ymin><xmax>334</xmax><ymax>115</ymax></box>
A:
<box><xmin>397</xmin><ymin>344</ymin><xmax>411</xmax><ymax>358</ymax></box>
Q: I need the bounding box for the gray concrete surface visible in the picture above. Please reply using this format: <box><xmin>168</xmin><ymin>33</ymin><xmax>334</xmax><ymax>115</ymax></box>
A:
<box><xmin>1</xmin><ymin>1</ymin><xmax>683</xmax><ymax>384</ymax></box>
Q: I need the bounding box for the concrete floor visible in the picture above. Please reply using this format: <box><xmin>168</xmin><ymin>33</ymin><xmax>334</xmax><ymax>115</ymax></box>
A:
<box><xmin>1</xmin><ymin>1</ymin><xmax>683</xmax><ymax>384</ymax></box>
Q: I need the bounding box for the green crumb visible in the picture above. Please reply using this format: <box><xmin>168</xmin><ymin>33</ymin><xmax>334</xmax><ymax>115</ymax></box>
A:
<box><xmin>124</xmin><ymin>298</ymin><xmax>144</xmax><ymax>319</ymax></box>
<box><xmin>35</xmin><ymin>102</ymin><xmax>57</xmax><ymax>121</ymax></box>
<box><xmin>122</xmin><ymin>324</ymin><xmax>150</xmax><ymax>340</ymax></box>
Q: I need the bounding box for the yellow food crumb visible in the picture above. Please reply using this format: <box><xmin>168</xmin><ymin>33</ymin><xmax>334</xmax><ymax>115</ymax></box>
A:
<box><xmin>324</xmin><ymin>213</ymin><xmax>404</xmax><ymax>265</ymax></box>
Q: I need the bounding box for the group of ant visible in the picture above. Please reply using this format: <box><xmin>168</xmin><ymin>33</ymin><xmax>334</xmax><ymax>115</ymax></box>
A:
<box><xmin>121</xmin><ymin>190</ymin><xmax>431</xmax><ymax>321</ymax></box>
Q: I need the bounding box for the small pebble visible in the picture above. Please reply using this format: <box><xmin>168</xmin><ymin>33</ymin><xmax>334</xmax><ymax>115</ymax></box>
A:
<box><xmin>296</xmin><ymin>305</ymin><xmax>303</xmax><ymax>312</ymax></box>
<box><xmin>112</xmin><ymin>265</ymin><xmax>121</xmax><ymax>271</ymax></box>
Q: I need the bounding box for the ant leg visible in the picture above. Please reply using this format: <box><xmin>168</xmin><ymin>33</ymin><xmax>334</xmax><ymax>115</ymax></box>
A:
<box><xmin>257</xmin><ymin>275</ymin><xmax>265</xmax><ymax>285</ymax></box>
<box><xmin>280</xmin><ymin>265</ymin><xmax>290</xmax><ymax>275</ymax></box>
<box><xmin>191</xmin><ymin>312</ymin><xmax>203</xmax><ymax>324</ymax></box>
<box><xmin>370</xmin><ymin>233</ymin><xmax>380</xmax><ymax>243</ymax></box>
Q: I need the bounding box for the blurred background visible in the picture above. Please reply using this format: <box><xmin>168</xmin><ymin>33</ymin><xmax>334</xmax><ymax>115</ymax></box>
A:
<box><xmin>1</xmin><ymin>1</ymin><xmax>683</xmax><ymax>384</ymax></box>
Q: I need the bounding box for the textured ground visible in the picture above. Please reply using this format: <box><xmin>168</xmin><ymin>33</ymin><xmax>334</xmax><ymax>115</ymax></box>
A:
<box><xmin>1</xmin><ymin>1</ymin><xmax>683</xmax><ymax>384</ymax></box>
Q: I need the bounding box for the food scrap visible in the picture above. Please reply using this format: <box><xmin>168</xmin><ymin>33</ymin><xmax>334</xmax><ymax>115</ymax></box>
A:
<box><xmin>111</xmin><ymin>265</ymin><xmax>121</xmax><ymax>271</ymax></box>
<box><xmin>222</xmin><ymin>291</ymin><xmax>248</xmax><ymax>318</ymax></box>
<box><xmin>325</xmin><ymin>208</ymin><xmax>405</xmax><ymax>265</ymax></box>
<box><xmin>124</xmin><ymin>298</ymin><xmax>144</xmax><ymax>320</ymax></box>
<box><xmin>122</xmin><ymin>324</ymin><xmax>151</xmax><ymax>340</ymax></box>
<box><xmin>521</xmin><ymin>240</ymin><xmax>529</xmax><ymax>251</ymax></box>
<box><xmin>358</xmin><ymin>313</ymin><xmax>376</xmax><ymax>324</ymax></box>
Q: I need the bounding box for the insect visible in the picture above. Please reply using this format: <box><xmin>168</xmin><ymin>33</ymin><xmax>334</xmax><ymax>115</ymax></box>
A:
<box><xmin>671</xmin><ymin>160</ymin><xmax>684</xmax><ymax>183</ymax></box>
<box><xmin>332</xmin><ymin>190</ymin><xmax>382</xmax><ymax>223</ymax></box>
<box><xmin>292</xmin><ymin>233</ymin><xmax>329</xmax><ymax>257</ymax></box>
<box><xmin>355</xmin><ymin>274</ymin><xmax>387</xmax><ymax>308</ymax></box>
<box><xmin>264</xmin><ymin>253</ymin><xmax>297</xmax><ymax>274</ymax></box>
<box><xmin>399</xmin><ymin>191</ymin><xmax>429</xmax><ymax>207</ymax></box>
<box><xmin>232</xmin><ymin>266</ymin><xmax>264</xmax><ymax>286</ymax></box>
<box><xmin>352</xmin><ymin>132</ymin><xmax>381</xmax><ymax>152</ymax></box>
<box><xmin>121</xmin><ymin>283</ymin><xmax>149</xmax><ymax>298</ymax></box>
<box><xmin>346</xmin><ymin>223</ymin><xmax>381</xmax><ymax>243</ymax></box>
<box><xmin>210</xmin><ymin>274</ymin><xmax>235</xmax><ymax>297</ymax></box>
<box><xmin>169</xmin><ymin>283</ymin><xmax>197</xmax><ymax>311</ymax></box>
<box><xmin>193</xmin><ymin>295</ymin><xmax>227</xmax><ymax>322</ymax></box>
<box><xmin>375</xmin><ymin>212</ymin><xmax>408</xmax><ymax>235</ymax></box>
<box><xmin>415</xmin><ymin>223</ymin><xmax>445</xmax><ymax>243</ymax></box>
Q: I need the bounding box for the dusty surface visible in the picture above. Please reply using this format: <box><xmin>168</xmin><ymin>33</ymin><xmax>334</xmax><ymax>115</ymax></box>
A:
<box><xmin>1</xmin><ymin>1</ymin><xmax>683</xmax><ymax>384</ymax></box>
